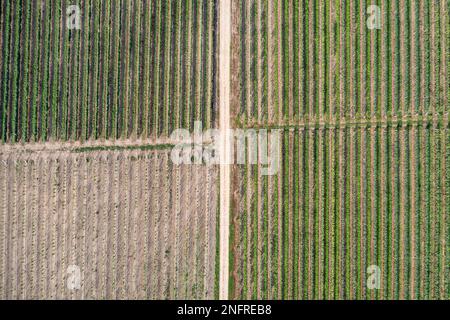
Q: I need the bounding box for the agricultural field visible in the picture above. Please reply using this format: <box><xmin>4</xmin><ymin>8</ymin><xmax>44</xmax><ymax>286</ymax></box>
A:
<box><xmin>0</xmin><ymin>0</ymin><xmax>218</xmax><ymax>143</ymax></box>
<box><xmin>0</xmin><ymin>147</ymin><xmax>218</xmax><ymax>299</ymax></box>
<box><xmin>0</xmin><ymin>0</ymin><xmax>448</xmax><ymax>301</ymax></box>
<box><xmin>229</xmin><ymin>0</ymin><xmax>448</xmax><ymax>299</ymax></box>
<box><xmin>0</xmin><ymin>0</ymin><xmax>221</xmax><ymax>299</ymax></box>
<box><xmin>231</xmin><ymin>127</ymin><xmax>448</xmax><ymax>299</ymax></box>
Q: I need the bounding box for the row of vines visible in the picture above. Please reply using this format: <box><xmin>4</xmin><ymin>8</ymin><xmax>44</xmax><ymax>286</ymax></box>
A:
<box><xmin>0</xmin><ymin>0</ymin><xmax>218</xmax><ymax>143</ymax></box>
<box><xmin>230</xmin><ymin>0</ymin><xmax>448</xmax><ymax>299</ymax></box>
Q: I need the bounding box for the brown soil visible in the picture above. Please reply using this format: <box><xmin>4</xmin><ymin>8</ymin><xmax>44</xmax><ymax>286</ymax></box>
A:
<box><xmin>0</xmin><ymin>149</ymin><xmax>218</xmax><ymax>299</ymax></box>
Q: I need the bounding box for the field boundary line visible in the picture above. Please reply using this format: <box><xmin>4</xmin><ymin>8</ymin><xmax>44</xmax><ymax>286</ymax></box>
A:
<box><xmin>0</xmin><ymin>136</ymin><xmax>202</xmax><ymax>154</ymax></box>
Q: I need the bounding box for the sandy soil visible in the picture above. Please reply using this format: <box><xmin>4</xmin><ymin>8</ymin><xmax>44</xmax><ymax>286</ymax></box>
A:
<box><xmin>0</xmin><ymin>149</ymin><xmax>218</xmax><ymax>299</ymax></box>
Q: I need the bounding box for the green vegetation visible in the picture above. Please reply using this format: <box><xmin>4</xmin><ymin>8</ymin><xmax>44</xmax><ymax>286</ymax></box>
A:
<box><xmin>231</xmin><ymin>0</ymin><xmax>448</xmax><ymax>300</ymax></box>
<box><xmin>0</xmin><ymin>0</ymin><xmax>217</xmax><ymax>143</ymax></box>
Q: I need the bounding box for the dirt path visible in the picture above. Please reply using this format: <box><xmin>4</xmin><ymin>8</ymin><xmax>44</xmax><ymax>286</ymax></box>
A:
<box><xmin>219</xmin><ymin>0</ymin><xmax>231</xmax><ymax>300</ymax></box>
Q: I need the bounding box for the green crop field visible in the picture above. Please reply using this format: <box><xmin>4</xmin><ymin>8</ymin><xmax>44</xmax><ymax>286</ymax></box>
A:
<box><xmin>0</xmin><ymin>0</ymin><xmax>218</xmax><ymax>143</ymax></box>
<box><xmin>229</xmin><ymin>0</ymin><xmax>448</xmax><ymax>299</ymax></box>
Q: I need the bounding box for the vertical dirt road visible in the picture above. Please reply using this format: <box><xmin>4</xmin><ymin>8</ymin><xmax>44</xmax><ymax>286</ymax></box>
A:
<box><xmin>219</xmin><ymin>0</ymin><xmax>231</xmax><ymax>300</ymax></box>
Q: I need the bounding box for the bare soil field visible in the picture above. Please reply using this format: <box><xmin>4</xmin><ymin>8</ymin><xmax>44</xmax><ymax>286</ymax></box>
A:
<box><xmin>0</xmin><ymin>148</ymin><xmax>218</xmax><ymax>299</ymax></box>
<box><xmin>230</xmin><ymin>126</ymin><xmax>448</xmax><ymax>300</ymax></box>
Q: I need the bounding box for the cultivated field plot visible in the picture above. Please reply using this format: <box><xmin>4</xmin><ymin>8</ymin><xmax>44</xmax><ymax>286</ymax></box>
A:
<box><xmin>0</xmin><ymin>0</ymin><xmax>448</xmax><ymax>302</ymax></box>
<box><xmin>230</xmin><ymin>0</ymin><xmax>448</xmax><ymax>299</ymax></box>
<box><xmin>0</xmin><ymin>148</ymin><xmax>218</xmax><ymax>299</ymax></box>
<box><xmin>231</xmin><ymin>0</ymin><xmax>447</xmax><ymax>123</ymax></box>
<box><xmin>231</xmin><ymin>126</ymin><xmax>448</xmax><ymax>299</ymax></box>
<box><xmin>0</xmin><ymin>0</ymin><xmax>217</xmax><ymax>143</ymax></box>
